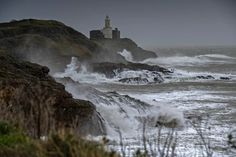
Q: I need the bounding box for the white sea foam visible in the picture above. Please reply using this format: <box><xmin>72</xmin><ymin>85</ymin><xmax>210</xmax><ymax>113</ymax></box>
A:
<box><xmin>198</xmin><ymin>53</ymin><xmax>236</xmax><ymax>59</ymax></box>
<box><xmin>141</xmin><ymin>53</ymin><xmax>236</xmax><ymax>66</ymax></box>
<box><xmin>53</xmin><ymin>50</ymin><xmax>236</xmax><ymax>156</ymax></box>
<box><xmin>54</xmin><ymin>57</ymin><xmax>164</xmax><ymax>85</ymax></box>
<box><xmin>53</xmin><ymin>57</ymin><xmax>184</xmax><ymax>139</ymax></box>
<box><xmin>166</xmin><ymin>68</ymin><xmax>236</xmax><ymax>82</ymax></box>
<box><xmin>54</xmin><ymin>57</ymin><xmax>112</xmax><ymax>84</ymax></box>
<box><xmin>63</xmin><ymin>83</ymin><xmax>184</xmax><ymax>139</ymax></box>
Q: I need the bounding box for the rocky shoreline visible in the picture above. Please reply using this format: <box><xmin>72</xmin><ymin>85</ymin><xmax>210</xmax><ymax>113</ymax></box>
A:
<box><xmin>0</xmin><ymin>50</ymin><xmax>105</xmax><ymax>136</ymax></box>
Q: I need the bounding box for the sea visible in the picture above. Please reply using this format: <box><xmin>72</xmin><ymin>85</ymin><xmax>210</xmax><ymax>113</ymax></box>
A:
<box><xmin>54</xmin><ymin>46</ymin><xmax>236</xmax><ymax>157</ymax></box>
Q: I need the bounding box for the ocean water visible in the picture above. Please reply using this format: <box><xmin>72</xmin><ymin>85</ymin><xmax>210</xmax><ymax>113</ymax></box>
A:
<box><xmin>54</xmin><ymin>47</ymin><xmax>236</xmax><ymax>157</ymax></box>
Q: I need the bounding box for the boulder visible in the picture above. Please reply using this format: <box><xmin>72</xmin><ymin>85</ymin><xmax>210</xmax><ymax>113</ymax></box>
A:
<box><xmin>228</xmin><ymin>129</ymin><xmax>236</xmax><ymax>149</ymax></box>
<box><xmin>91</xmin><ymin>62</ymin><xmax>171</xmax><ymax>78</ymax></box>
<box><xmin>118</xmin><ymin>77</ymin><xmax>149</xmax><ymax>84</ymax></box>
<box><xmin>196</xmin><ymin>75</ymin><xmax>215</xmax><ymax>80</ymax></box>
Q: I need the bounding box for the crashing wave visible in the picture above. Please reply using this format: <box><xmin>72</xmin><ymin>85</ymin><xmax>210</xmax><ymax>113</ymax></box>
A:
<box><xmin>54</xmin><ymin>57</ymin><xmax>111</xmax><ymax>84</ymax></box>
<box><xmin>117</xmin><ymin>49</ymin><xmax>134</xmax><ymax>62</ymax></box>
<box><xmin>165</xmin><ymin>69</ymin><xmax>236</xmax><ymax>82</ymax></box>
<box><xmin>61</xmin><ymin>82</ymin><xmax>184</xmax><ymax>139</ymax></box>
<box><xmin>54</xmin><ymin>57</ymin><xmax>164</xmax><ymax>85</ymax></box>
<box><xmin>141</xmin><ymin>54</ymin><xmax>236</xmax><ymax>66</ymax></box>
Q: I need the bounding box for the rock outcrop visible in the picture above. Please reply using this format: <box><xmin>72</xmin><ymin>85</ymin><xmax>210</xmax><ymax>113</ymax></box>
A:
<box><xmin>93</xmin><ymin>38</ymin><xmax>157</xmax><ymax>62</ymax></box>
<box><xmin>91</xmin><ymin>62</ymin><xmax>171</xmax><ymax>78</ymax></box>
<box><xmin>0</xmin><ymin>19</ymin><xmax>103</xmax><ymax>73</ymax></box>
<box><xmin>228</xmin><ymin>129</ymin><xmax>236</xmax><ymax>149</ymax></box>
<box><xmin>0</xmin><ymin>50</ymin><xmax>105</xmax><ymax>137</ymax></box>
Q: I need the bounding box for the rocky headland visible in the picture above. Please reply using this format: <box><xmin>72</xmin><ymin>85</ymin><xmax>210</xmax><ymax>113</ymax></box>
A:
<box><xmin>0</xmin><ymin>19</ymin><xmax>168</xmax><ymax>137</ymax></box>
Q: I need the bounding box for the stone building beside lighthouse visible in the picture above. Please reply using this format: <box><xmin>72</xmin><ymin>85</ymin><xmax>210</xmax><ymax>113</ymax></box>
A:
<box><xmin>90</xmin><ymin>16</ymin><xmax>120</xmax><ymax>40</ymax></box>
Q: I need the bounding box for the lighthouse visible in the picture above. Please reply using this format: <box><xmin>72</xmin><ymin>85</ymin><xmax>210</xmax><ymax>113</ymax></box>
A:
<box><xmin>89</xmin><ymin>16</ymin><xmax>120</xmax><ymax>40</ymax></box>
<box><xmin>102</xmin><ymin>16</ymin><xmax>112</xmax><ymax>39</ymax></box>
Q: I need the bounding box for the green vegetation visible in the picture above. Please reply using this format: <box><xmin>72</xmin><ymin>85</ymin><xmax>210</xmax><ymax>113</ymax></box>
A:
<box><xmin>0</xmin><ymin>121</ymin><xmax>118</xmax><ymax>157</ymax></box>
<box><xmin>0</xmin><ymin>122</ymin><xmax>27</xmax><ymax>147</ymax></box>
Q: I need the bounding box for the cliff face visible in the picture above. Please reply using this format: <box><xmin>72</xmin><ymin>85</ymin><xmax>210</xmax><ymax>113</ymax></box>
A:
<box><xmin>0</xmin><ymin>50</ymin><xmax>105</xmax><ymax>137</ymax></box>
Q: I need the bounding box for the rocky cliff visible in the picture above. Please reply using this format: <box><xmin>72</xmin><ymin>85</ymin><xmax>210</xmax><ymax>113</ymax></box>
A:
<box><xmin>0</xmin><ymin>19</ymin><xmax>157</xmax><ymax>73</ymax></box>
<box><xmin>0</xmin><ymin>49</ymin><xmax>105</xmax><ymax>137</ymax></box>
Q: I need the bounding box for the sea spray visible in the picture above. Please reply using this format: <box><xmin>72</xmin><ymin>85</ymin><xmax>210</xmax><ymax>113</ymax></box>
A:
<box><xmin>54</xmin><ymin>57</ymin><xmax>110</xmax><ymax>84</ymax></box>
<box><xmin>54</xmin><ymin>57</ymin><xmax>165</xmax><ymax>85</ymax></box>
<box><xmin>141</xmin><ymin>53</ymin><xmax>236</xmax><ymax>66</ymax></box>
<box><xmin>54</xmin><ymin>57</ymin><xmax>185</xmax><ymax>139</ymax></box>
<box><xmin>117</xmin><ymin>49</ymin><xmax>134</xmax><ymax>62</ymax></box>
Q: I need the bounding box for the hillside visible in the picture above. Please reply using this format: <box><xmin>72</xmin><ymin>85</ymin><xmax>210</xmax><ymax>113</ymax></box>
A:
<box><xmin>0</xmin><ymin>19</ymin><xmax>157</xmax><ymax>73</ymax></box>
<box><xmin>0</xmin><ymin>19</ymin><xmax>103</xmax><ymax>72</ymax></box>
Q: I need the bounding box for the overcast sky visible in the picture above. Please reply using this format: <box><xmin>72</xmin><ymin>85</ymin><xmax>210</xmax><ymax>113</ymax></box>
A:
<box><xmin>1</xmin><ymin>0</ymin><xmax>236</xmax><ymax>48</ymax></box>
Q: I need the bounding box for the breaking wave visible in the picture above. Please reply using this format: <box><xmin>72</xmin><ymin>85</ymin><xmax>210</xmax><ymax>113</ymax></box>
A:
<box><xmin>54</xmin><ymin>57</ymin><xmax>163</xmax><ymax>85</ymax></box>
<box><xmin>165</xmin><ymin>69</ymin><xmax>236</xmax><ymax>82</ymax></box>
<box><xmin>53</xmin><ymin>57</ymin><xmax>111</xmax><ymax>84</ymax></box>
<box><xmin>117</xmin><ymin>49</ymin><xmax>134</xmax><ymax>62</ymax></box>
<box><xmin>142</xmin><ymin>53</ymin><xmax>236</xmax><ymax>66</ymax></box>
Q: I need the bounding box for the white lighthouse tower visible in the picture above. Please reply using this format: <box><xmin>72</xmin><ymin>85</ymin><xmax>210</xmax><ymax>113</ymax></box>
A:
<box><xmin>102</xmin><ymin>16</ymin><xmax>112</xmax><ymax>39</ymax></box>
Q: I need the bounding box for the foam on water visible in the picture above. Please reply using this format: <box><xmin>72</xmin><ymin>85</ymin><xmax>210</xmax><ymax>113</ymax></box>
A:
<box><xmin>141</xmin><ymin>53</ymin><xmax>236</xmax><ymax>66</ymax></box>
<box><xmin>62</xmin><ymin>83</ymin><xmax>184</xmax><ymax>139</ymax></box>
<box><xmin>165</xmin><ymin>69</ymin><xmax>236</xmax><ymax>82</ymax></box>
<box><xmin>53</xmin><ymin>49</ymin><xmax>236</xmax><ymax>156</ymax></box>
<box><xmin>54</xmin><ymin>57</ymin><xmax>164</xmax><ymax>85</ymax></box>
<box><xmin>198</xmin><ymin>54</ymin><xmax>236</xmax><ymax>59</ymax></box>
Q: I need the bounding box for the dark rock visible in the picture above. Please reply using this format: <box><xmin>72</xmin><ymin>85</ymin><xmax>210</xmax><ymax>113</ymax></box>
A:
<box><xmin>228</xmin><ymin>129</ymin><xmax>236</xmax><ymax>149</ymax></box>
<box><xmin>0</xmin><ymin>49</ymin><xmax>105</xmax><ymax>137</ymax></box>
<box><xmin>118</xmin><ymin>77</ymin><xmax>149</xmax><ymax>84</ymax></box>
<box><xmin>196</xmin><ymin>75</ymin><xmax>215</xmax><ymax>80</ymax></box>
<box><xmin>220</xmin><ymin>77</ymin><xmax>230</xmax><ymax>80</ymax></box>
<box><xmin>92</xmin><ymin>62</ymin><xmax>171</xmax><ymax>78</ymax></box>
<box><xmin>93</xmin><ymin>38</ymin><xmax>157</xmax><ymax>61</ymax></box>
<box><xmin>154</xmin><ymin>77</ymin><xmax>163</xmax><ymax>83</ymax></box>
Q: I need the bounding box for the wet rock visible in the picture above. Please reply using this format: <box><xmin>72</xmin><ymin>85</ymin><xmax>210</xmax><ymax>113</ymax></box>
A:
<box><xmin>228</xmin><ymin>129</ymin><xmax>236</xmax><ymax>149</ymax></box>
<box><xmin>92</xmin><ymin>62</ymin><xmax>171</xmax><ymax>78</ymax></box>
<box><xmin>220</xmin><ymin>77</ymin><xmax>230</xmax><ymax>80</ymax></box>
<box><xmin>154</xmin><ymin>76</ymin><xmax>164</xmax><ymax>83</ymax></box>
<box><xmin>196</xmin><ymin>75</ymin><xmax>215</xmax><ymax>80</ymax></box>
<box><xmin>118</xmin><ymin>77</ymin><xmax>149</xmax><ymax>84</ymax></box>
